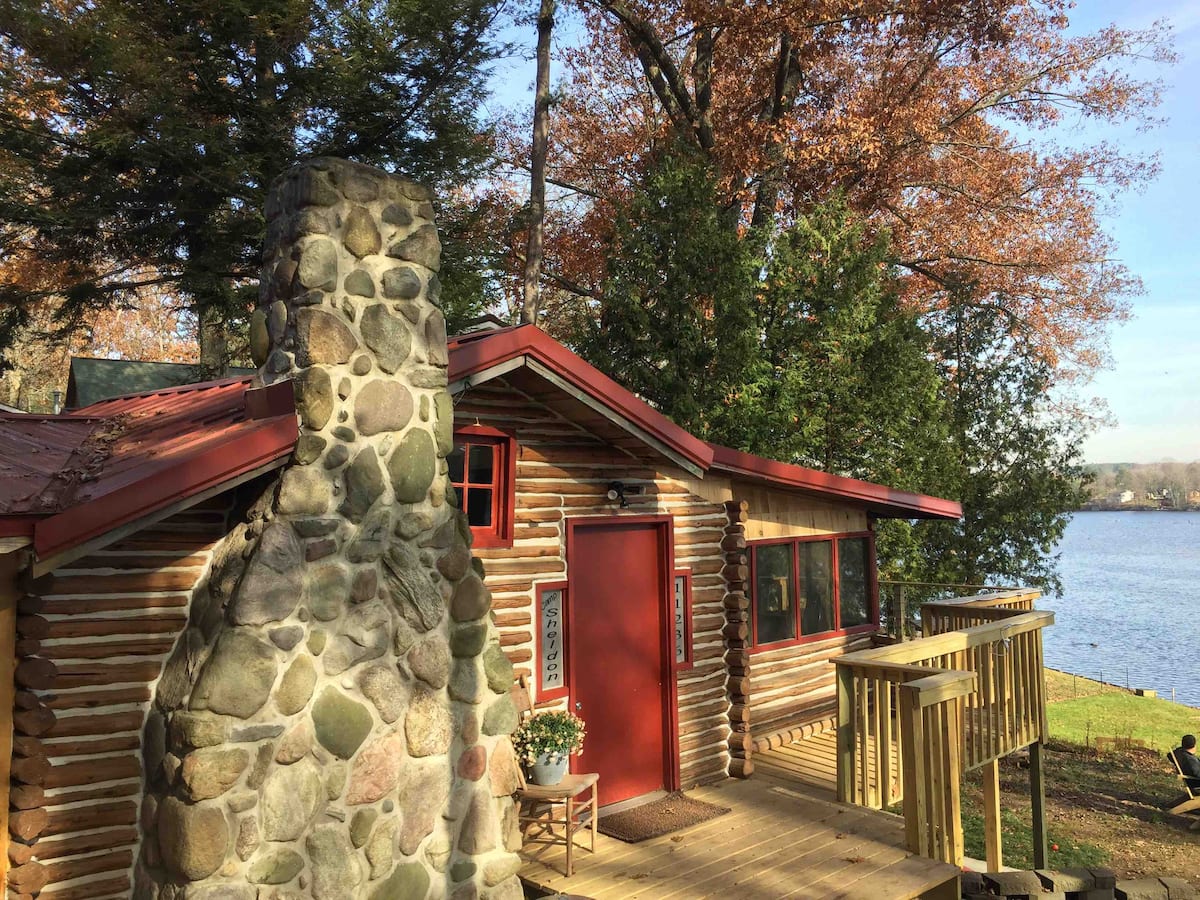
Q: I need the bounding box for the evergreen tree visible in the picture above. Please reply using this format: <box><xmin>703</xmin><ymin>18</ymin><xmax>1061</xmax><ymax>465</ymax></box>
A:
<box><xmin>0</xmin><ymin>0</ymin><xmax>506</xmax><ymax>373</ymax></box>
<box><xmin>878</xmin><ymin>306</ymin><xmax>1091</xmax><ymax>596</ymax></box>
<box><xmin>576</xmin><ymin>144</ymin><xmax>758</xmax><ymax>436</ymax></box>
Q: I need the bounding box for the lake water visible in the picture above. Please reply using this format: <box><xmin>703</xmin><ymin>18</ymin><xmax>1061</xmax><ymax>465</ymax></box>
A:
<box><xmin>1044</xmin><ymin>511</ymin><xmax>1200</xmax><ymax>707</ymax></box>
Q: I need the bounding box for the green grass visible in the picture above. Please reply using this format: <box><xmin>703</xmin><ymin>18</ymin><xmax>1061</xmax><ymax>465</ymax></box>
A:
<box><xmin>1047</xmin><ymin>691</ymin><xmax>1200</xmax><ymax>754</ymax></box>
<box><xmin>961</xmin><ymin>804</ymin><xmax>1108</xmax><ymax>870</ymax></box>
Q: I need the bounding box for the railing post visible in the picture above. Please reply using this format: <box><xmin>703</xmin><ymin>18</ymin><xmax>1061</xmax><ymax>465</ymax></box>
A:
<box><xmin>943</xmin><ymin>698</ymin><xmax>965</xmax><ymax>866</ymax></box>
<box><xmin>896</xmin><ymin>584</ymin><xmax>907</xmax><ymax>641</ymax></box>
<box><xmin>982</xmin><ymin>757</ymin><xmax>1002</xmax><ymax>870</ymax></box>
<box><xmin>1030</xmin><ymin>740</ymin><xmax>1048</xmax><ymax>868</ymax></box>
<box><xmin>836</xmin><ymin>663</ymin><xmax>855</xmax><ymax>803</ymax></box>
<box><xmin>899</xmin><ymin>682</ymin><xmax>927</xmax><ymax>857</ymax></box>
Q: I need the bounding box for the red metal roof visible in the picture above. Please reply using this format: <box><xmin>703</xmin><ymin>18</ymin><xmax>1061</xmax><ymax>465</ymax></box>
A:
<box><xmin>449</xmin><ymin>324</ymin><xmax>715</xmax><ymax>474</ymax></box>
<box><xmin>0</xmin><ymin>378</ymin><xmax>297</xmax><ymax>559</ymax></box>
<box><xmin>447</xmin><ymin>325</ymin><xmax>961</xmax><ymax>521</ymax></box>
<box><xmin>706</xmin><ymin>444</ymin><xmax>963</xmax><ymax>521</ymax></box>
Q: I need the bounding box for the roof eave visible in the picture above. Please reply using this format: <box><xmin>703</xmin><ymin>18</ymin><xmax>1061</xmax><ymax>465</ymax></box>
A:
<box><xmin>32</xmin><ymin>413</ymin><xmax>298</xmax><ymax>563</ymax></box>
<box><xmin>708</xmin><ymin>444</ymin><xmax>963</xmax><ymax>521</ymax></box>
<box><xmin>449</xmin><ymin>325</ymin><xmax>715</xmax><ymax>475</ymax></box>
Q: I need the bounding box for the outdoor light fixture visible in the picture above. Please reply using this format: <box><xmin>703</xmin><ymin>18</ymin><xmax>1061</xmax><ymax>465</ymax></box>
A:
<box><xmin>606</xmin><ymin>481</ymin><xmax>629</xmax><ymax>508</ymax></box>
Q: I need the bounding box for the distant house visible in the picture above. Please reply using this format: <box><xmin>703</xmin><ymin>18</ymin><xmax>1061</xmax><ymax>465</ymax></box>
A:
<box><xmin>64</xmin><ymin>357</ymin><xmax>255</xmax><ymax>409</ymax></box>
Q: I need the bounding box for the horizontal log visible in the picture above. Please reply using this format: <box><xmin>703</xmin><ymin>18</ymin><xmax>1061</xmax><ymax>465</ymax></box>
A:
<box><xmin>493</xmin><ymin>612</ymin><xmax>532</xmax><ymax>628</ymax></box>
<box><xmin>720</xmin><ymin>564</ymin><xmax>748</xmax><ymax>582</ymax></box>
<box><xmin>489</xmin><ymin>595</ymin><xmax>532</xmax><ymax>611</ymax></box>
<box><xmin>48</xmin><ymin>710</ymin><xmax>146</xmax><ymax>739</ymax></box>
<box><xmin>10</xmin><ymin>784</ymin><xmax>45</xmax><ymax>810</ymax></box>
<box><xmin>43</xmin><ymin>754</ymin><xmax>140</xmax><ymax>790</ymax></box>
<box><xmin>43</xmin><ymin>849</ymin><xmax>133</xmax><ymax>889</ymax></box>
<box><xmin>39</xmin><ymin>638</ymin><xmax>176</xmax><ymax>661</ymax></box>
<box><xmin>8</xmin><ymin>841</ymin><xmax>34</xmax><ymax>866</ymax></box>
<box><xmin>13</xmin><ymin>735</ymin><xmax>43</xmax><ymax>758</ymax></box>
<box><xmin>70</xmin><ymin>552</ymin><xmax>209</xmax><ymax>569</ymax></box>
<box><xmin>44</xmin><ymin>614</ymin><xmax>187</xmax><ymax>640</ymax></box>
<box><xmin>726</xmin><ymin>676</ymin><xmax>750</xmax><ymax>697</ymax></box>
<box><xmin>15</xmin><ymin>638</ymin><xmax>41</xmax><ymax>656</ymax></box>
<box><xmin>18</xmin><ymin>595</ymin><xmax>44</xmax><ymax>615</ymax></box>
<box><xmin>16</xmin><ymin>616</ymin><xmax>50</xmax><ymax>639</ymax></box>
<box><xmin>514</xmin><ymin>509</ymin><xmax>563</xmax><ymax>525</ymax></box>
<box><xmin>38</xmin><ymin>780</ymin><xmax>140</xmax><ymax>809</ymax></box>
<box><xmin>34</xmin><ymin>570</ymin><xmax>200</xmax><ymax>595</ymax></box>
<box><xmin>43</xmin><ymin>800</ymin><xmax>136</xmax><ymax>838</ymax></box>
<box><xmin>477</xmin><ymin>559</ymin><xmax>564</xmax><ymax>576</ymax></box>
<box><xmin>16</xmin><ymin>657</ymin><xmax>58</xmax><ymax>690</ymax></box>
<box><xmin>498</xmin><ymin>631</ymin><xmax>531</xmax><ymax>648</ymax></box>
<box><xmin>32</xmin><ymin>826</ymin><xmax>138</xmax><ymax>862</ymax></box>
<box><xmin>51</xmin><ymin>661</ymin><xmax>163</xmax><ymax>688</ymax></box>
<box><xmin>721</xmin><ymin>623</ymin><xmax>748</xmax><ymax>642</ymax></box>
<box><xmin>14</xmin><ymin>690</ymin><xmax>40</xmax><ymax>710</ymax></box>
<box><xmin>728</xmin><ymin>703</ymin><xmax>751</xmax><ymax>724</ymax></box>
<box><xmin>720</xmin><ymin>533</ymin><xmax>747</xmax><ymax>552</ymax></box>
<box><xmin>10</xmin><ymin>808</ymin><xmax>49</xmax><ymax>841</ymax></box>
<box><xmin>42</xmin><ymin>734</ymin><xmax>141</xmax><ymax>758</ymax></box>
<box><xmin>513</xmin><ymin>526</ymin><xmax>559</xmax><ymax>540</ymax></box>
<box><xmin>37</xmin><ymin>874</ymin><xmax>130</xmax><ymax>900</ymax></box>
<box><xmin>473</xmin><ymin>546</ymin><xmax>559</xmax><ymax>561</ymax></box>
<box><xmin>503</xmin><ymin>648</ymin><xmax>532</xmax><ymax>664</ymax></box>
<box><xmin>39</xmin><ymin>594</ymin><xmax>190</xmax><ymax>615</ymax></box>
<box><xmin>45</xmin><ymin>684</ymin><xmax>151</xmax><ymax>711</ymax></box>
<box><xmin>14</xmin><ymin>706</ymin><xmax>56</xmax><ymax>737</ymax></box>
<box><xmin>8</xmin><ymin>861</ymin><xmax>48</xmax><ymax>894</ymax></box>
<box><xmin>11</xmin><ymin>755</ymin><xmax>51</xmax><ymax>785</ymax></box>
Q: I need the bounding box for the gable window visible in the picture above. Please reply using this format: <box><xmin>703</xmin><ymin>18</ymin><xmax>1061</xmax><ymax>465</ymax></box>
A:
<box><xmin>447</xmin><ymin>425</ymin><xmax>515</xmax><ymax>548</ymax></box>
<box><xmin>749</xmin><ymin>533</ymin><xmax>877</xmax><ymax>648</ymax></box>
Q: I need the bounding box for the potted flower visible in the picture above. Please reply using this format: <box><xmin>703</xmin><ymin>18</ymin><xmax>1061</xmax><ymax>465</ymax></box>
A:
<box><xmin>512</xmin><ymin>710</ymin><xmax>586</xmax><ymax>786</ymax></box>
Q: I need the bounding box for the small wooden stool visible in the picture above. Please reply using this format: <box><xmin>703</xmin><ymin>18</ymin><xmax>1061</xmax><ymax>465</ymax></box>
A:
<box><xmin>517</xmin><ymin>772</ymin><xmax>599</xmax><ymax>876</ymax></box>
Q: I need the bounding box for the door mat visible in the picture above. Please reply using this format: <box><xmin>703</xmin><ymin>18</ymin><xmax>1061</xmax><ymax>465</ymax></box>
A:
<box><xmin>597</xmin><ymin>792</ymin><xmax>730</xmax><ymax>843</ymax></box>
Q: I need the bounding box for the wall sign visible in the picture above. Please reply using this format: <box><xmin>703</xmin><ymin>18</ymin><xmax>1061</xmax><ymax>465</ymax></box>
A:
<box><xmin>537</xmin><ymin>581</ymin><xmax>569</xmax><ymax>699</ymax></box>
<box><xmin>674</xmin><ymin>571</ymin><xmax>693</xmax><ymax>670</ymax></box>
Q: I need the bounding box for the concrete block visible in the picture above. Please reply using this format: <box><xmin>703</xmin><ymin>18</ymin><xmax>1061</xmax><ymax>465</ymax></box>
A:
<box><xmin>1038</xmin><ymin>869</ymin><xmax>1096</xmax><ymax>892</ymax></box>
<box><xmin>983</xmin><ymin>870</ymin><xmax>1046</xmax><ymax>896</ymax></box>
<box><xmin>1159</xmin><ymin>877</ymin><xmax>1198</xmax><ymax>900</ymax></box>
<box><xmin>1115</xmin><ymin>879</ymin><xmax>1169</xmax><ymax>900</ymax></box>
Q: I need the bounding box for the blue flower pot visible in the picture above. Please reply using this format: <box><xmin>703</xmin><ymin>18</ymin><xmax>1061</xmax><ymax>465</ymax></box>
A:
<box><xmin>529</xmin><ymin>751</ymin><xmax>569</xmax><ymax>786</ymax></box>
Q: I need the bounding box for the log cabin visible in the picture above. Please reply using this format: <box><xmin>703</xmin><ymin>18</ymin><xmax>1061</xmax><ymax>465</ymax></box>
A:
<box><xmin>0</xmin><ymin>318</ymin><xmax>963</xmax><ymax>897</ymax></box>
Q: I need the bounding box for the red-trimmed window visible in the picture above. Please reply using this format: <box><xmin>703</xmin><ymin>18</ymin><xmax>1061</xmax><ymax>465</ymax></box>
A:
<box><xmin>749</xmin><ymin>532</ymin><xmax>877</xmax><ymax>649</ymax></box>
<box><xmin>673</xmin><ymin>570</ymin><xmax>693</xmax><ymax>670</ymax></box>
<box><xmin>447</xmin><ymin>426</ymin><xmax>515</xmax><ymax>548</ymax></box>
<box><xmin>537</xmin><ymin>581</ymin><xmax>569</xmax><ymax>700</ymax></box>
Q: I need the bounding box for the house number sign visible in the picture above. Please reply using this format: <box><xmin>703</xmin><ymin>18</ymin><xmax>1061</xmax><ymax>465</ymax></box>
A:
<box><xmin>674</xmin><ymin>574</ymin><xmax>687</xmax><ymax>664</ymax></box>
<box><xmin>539</xmin><ymin>586</ymin><xmax>565</xmax><ymax>692</ymax></box>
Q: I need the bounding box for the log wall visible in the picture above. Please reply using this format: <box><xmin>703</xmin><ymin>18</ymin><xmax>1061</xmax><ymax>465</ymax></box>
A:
<box><xmin>457</xmin><ymin>380</ymin><xmax>733</xmax><ymax>789</ymax></box>
<box><xmin>11</xmin><ymin>505</ymin><xmax>226</xmax><ymax>899</ymax></box>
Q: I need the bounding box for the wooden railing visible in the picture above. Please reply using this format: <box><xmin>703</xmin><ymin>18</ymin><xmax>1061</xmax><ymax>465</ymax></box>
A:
<box><xmin>835</xmin><ymin>589</ymin><xmax>1051</xmax><ymax>866</ymax></box>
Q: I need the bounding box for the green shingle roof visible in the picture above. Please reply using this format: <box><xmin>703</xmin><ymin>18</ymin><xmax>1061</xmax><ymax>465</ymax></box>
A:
<box><xmin>66</xmin><ymin>357</ymin><xmax>256</xmax><ymax>409</ymax></box>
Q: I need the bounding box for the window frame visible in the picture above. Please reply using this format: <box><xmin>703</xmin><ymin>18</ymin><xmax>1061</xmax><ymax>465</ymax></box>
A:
<box><xmin>448</xmin><ymin>424</ymin><xmax>516</xmax><ymax>549</ymax></box>
<box><xmin>747</xmin><ymin>530</ymin><xmax>878</xmax><ymax>651</ymax></box>
<box><xmin>536</xmin><ymin>580</ymin><xmax>570</xmax><ymax>701</ymax></box>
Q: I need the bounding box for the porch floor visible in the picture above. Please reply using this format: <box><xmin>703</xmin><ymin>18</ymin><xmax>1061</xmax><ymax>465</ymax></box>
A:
<box><xmin>518</xmin><ymin>743</ymin><xmax>958</xmax><ymax>899</ymax></box>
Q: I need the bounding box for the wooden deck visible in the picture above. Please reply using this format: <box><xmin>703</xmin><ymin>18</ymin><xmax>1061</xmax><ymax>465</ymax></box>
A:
<box><xmin>519</xmin><ymin>741</ymin><xmax>958</xmax><ymax>899</ymax></box>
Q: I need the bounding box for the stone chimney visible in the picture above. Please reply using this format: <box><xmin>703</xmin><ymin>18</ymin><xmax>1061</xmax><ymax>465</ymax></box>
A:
<box><xmin>137</xmin><ymin>159</ymin><xmax>523</xmax><ymax>900</ymax></box>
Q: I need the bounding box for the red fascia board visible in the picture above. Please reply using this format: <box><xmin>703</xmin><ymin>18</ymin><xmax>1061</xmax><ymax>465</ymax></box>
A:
<box><xmin>0</xmin><ymin>518</ymin><xmax>36</xmax><ymax>538</ymax></box>
<box><xmin>708</xmin><ymin>443</ymin><xmax>962</xmax><ymax>521</ymax></box>
<box><xmin>33</xmin><ymin>414</ymin><xmax>298</xmax><ymax>559</ymax></box>
<box><xmin>449</xmin><ymin>325</ymin><xmax>714</xmax><ymax>472</ymax></box>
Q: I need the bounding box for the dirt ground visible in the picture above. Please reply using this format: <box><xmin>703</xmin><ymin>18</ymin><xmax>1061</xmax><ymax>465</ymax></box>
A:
<box><xmin>965</xmin><ymin>741</ymin><xmax>1200</xmax><ymax>882</ymax></box>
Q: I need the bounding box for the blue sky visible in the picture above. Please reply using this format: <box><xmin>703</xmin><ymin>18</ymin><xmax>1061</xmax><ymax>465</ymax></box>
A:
<box><xmin>1066</xmin><ymin>1</ymin><xmax>1200</xmax><ymax>463</ymax></box>
<box><xmin>490</xmin><ymin>4</ymin><xmax>1197</xmax><ymax>464</ymax></box>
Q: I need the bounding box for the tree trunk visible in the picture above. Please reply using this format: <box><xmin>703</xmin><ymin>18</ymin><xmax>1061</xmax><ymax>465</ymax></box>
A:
<box><xmin>521</xmin><ymin>0</ymin><xmax>556</xmax><ymax>326</ymax></box>
<box><xmin>197</xmin><ymin>302</ymin><xmax>228</xmax><ymax>380</ymax></box>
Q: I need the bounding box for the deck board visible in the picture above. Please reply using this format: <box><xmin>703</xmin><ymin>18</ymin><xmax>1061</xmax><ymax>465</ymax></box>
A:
<box><xmin>519</xmin><ymin>738</ymin><xmax>958</xmax><ymax>899</ymax></box>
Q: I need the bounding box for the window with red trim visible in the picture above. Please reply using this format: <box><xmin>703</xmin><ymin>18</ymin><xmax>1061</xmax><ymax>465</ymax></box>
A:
<box><xmin>749</xmin><ymin>533</ymin><xmax>877</xmax><ymax>649</ymax></box>
<box><xmin>447</xmin><ymin>427</ymin><xmax>515</xmax><ymax>548</ymax></box>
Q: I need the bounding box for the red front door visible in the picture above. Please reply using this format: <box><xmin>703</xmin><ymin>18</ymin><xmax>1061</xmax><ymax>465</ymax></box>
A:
<box><xmin>569</xmin><ymin>519</ymin><xmax>672</xmax><ymax>806</ymax></box>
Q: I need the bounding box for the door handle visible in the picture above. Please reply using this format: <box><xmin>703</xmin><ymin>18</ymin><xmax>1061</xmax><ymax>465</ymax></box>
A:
<box><xmin>575</xmin><ymin>701</ymin><xmax>582</xmax><ymax>711</ymax></box>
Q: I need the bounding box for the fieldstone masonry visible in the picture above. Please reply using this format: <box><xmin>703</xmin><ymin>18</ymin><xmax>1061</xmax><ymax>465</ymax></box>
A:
<box><xmin>136</xmin><ymin>158</ymin><xmax>524</xmax><ymax>899</ymax></box>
